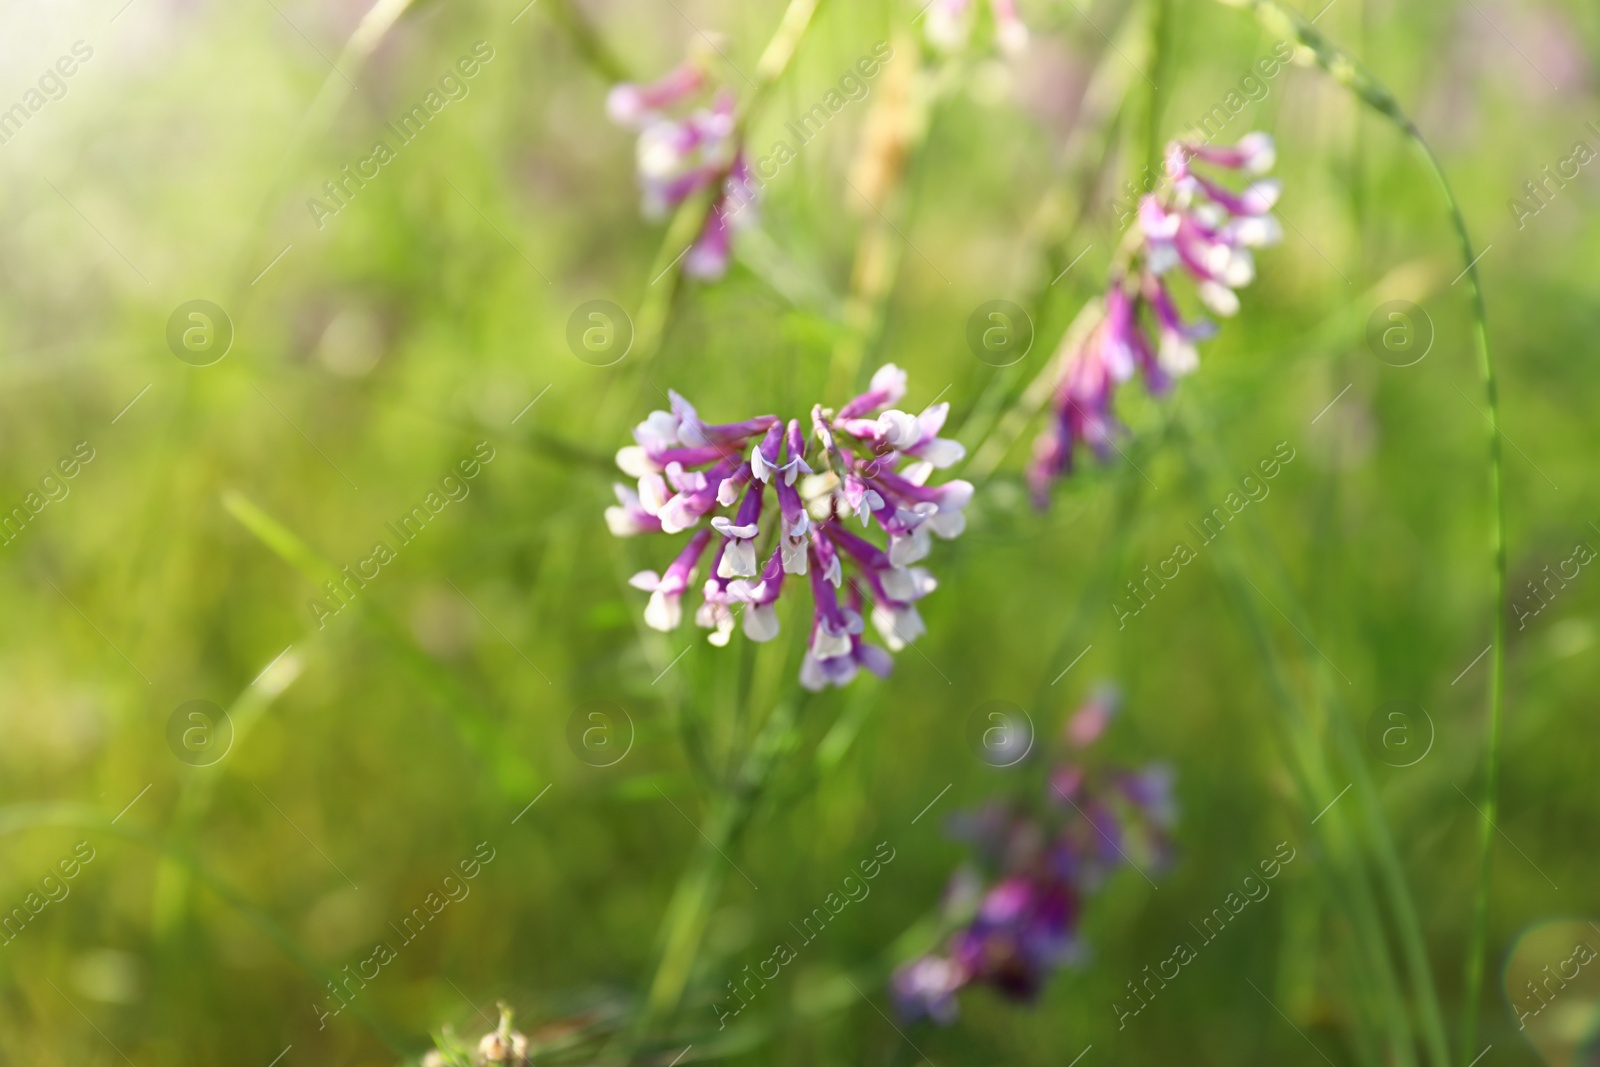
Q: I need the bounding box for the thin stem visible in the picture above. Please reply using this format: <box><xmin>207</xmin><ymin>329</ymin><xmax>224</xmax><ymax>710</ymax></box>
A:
<box><xmin>225</xmin><ymin>0</ymin><xmax>420</xmax><ymax>302</ymax></box>
<box><xmin>747</xmin><ymin>0</ymin><xmax>826</xmax><ymax>118</ymax></box>
<box><xmin>632</xmin><ymin>684</ymin><xmax>808</xmax><ymax>1049</ymax></box>
<box><xmin>1144</xmin><ymin>0</ymin><xmax>1173</xmax><ymax>175</ymax></box>
<box><xmin>545</xmin><ymin>0</ymin><xmax>633</xmax><ymax>82</ymax></box>
<box><xmin>1026</xmin><ymin>424</ymin><xmax>1161</xmax><ymax>715</ymax></box>
<box><xmin>955</xmin><ymin>60</ymin><xmax>1136</xmax><ymax>470</ymax></box>
<box><xmin>824</xmin><ymin>39</ymin><xmax>943</xmax><ymax>400</ymax></box>
<box><xmin>1200</xmin><ymin>13</ymin><xmax>1505</xmax><ymax>1062</ymax></box>
<box><xmin>631</xmin><ymin>0</ymin><xmax>827</xmax><ymax>371</ymax></box>
<box><xmin>965</xmin><ymin>297</ymin><xmax>1103</xmax><ymax>483</ymax></box>
<box><xmin>1415</xmin><ymin>142</ymin><xmax>1506</xmax><ymax>1066</ymax></box>
<box><xmin>628</xmin><ymin>186</ymin><xmax>717</xmax><ymax>372</ymax></box>
<box><xmin>1174</xmin><ymin>416</ymin><xmax>1417</xmax><ymax>1066</ymax></box>
<box><xmin>1192</xmin><ymin>406</ymin><xmax>1452</xmax><ymax>1067</ymax></box>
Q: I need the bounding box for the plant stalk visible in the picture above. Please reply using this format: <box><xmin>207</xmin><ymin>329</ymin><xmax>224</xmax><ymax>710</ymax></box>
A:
<box><xmin>1200</xmin><ymin>11</ymin><xmax>1506</xmax><ymax>1059</ymax></box>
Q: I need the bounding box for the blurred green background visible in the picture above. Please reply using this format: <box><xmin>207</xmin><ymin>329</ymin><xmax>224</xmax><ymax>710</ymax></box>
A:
<box><xmin>0</xmin><ymin>0</ymin><xmax>1596</xmax><ymax>1063</ymax></box>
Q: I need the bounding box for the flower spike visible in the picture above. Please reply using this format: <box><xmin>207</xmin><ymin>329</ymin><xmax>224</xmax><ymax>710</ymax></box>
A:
<box><xmin>608</xmin><ymin>58</ymin><xmax>756</xmax><ymax>280</ymax></box>
<box><xmin>1030</xmin><ymin>132</ymin><xmax>1282</xmax><ymax>504</ymax></box>
<box><xmin>892</xmin><ymin>687</ymin><xmax>1176</xmax><ymax>1023</ymax></box>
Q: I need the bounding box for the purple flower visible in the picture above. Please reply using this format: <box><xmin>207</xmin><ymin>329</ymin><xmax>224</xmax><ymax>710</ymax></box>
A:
<box><xmin>951</xmin><ymin>875</ymin><xmax>1080</xmax><ymax>999</ymax></box>
<box><xmin>608</xmin><ymin>364</ymin><xmax>970</xmax><ymax>690</ymax></box>
<box><xmin>1030</xmin><ymin>133</ymin><xmax>1281</xmax><ymax>503</ymax></box>
<box><xmin>608</xmin><ymin>61</ymin><xmax>756</xmax><ymax>280</ymax></box>
<box><xmin>893</xmin><ymin>858</ymin><xmax>1083</xmax><ymax>1022</ymax></box>
<box><xmin>892</xmin><ymin>689</ymin><xmax>1177</xmax><ymax>1023</ymax></box>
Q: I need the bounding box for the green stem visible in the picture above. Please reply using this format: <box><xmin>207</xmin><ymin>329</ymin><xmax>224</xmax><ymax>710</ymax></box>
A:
<box><xmin>629</xmin><ymin>0</ymin><xmax>827</xmax><ymax>374</ymax></box>
<box><xmin>1144</xmin><ymin>0</ymin><xmax>1173</xmax><ymax>174</ymax></box>
<box><xmin>1174</xmin><ymin>421</ymin><xmax>1415</xmax><ymax>1066</ymax></box>
<box><xmin>1201</xmin><ymin>12</ymin><xmax>1505</xmax><ymax>1061</ymax></box>
<box><xmin>632</xmin><ymin>685</ymin><xmax>807</xmax><ymax>1049</ymax></box>
<box><xmin>747</xmin><ymin>0</ymin><xmax>826</xmax><ymax>118</ymax></box>
<box><xmin>226</xmin><ymin>0</ymin><xmax>420</xmax><ymax>301</ymax></box>
<box><xmin>1416</xmin><ymin>140</ymin><xmax>1506</xmax><ymax>1065</ymax></box>
<box><xmin>545</xmin><ymin>0</ymin><xmax>633</xmax><ymax>82</ymax></box>
<box><xmin>958</xmin><ymin>3</ymin><xmax>1147</xmax><ymax>470</ymax></box>
<box><xmin>1208</xmin><ymin>419</ymin><xmax>1452</xmax><ymax>1067</ymax></box>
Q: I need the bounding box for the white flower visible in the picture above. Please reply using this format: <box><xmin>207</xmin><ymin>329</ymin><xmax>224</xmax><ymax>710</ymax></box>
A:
<box><xmin>711</xmin><ymin>516</ymin><xmax>760</xmax><ymax>578</ymax></box>
<box><xmin>606</xmin><ymin>84</ymin><xmax>645</xmax><ymax>125</ymax></box>
<box><xmin>924</xmin><ymin>0</ymin><xmax>971</xmax><ymax>52</ymax></box>
<box><xmin>872</xmin><ymin>602</ymin><xmax>925</xmax><ymax>651</ymax></box>
<box><xmin>1227</xmin><ymin>213</ymin><xmax>1282</xmax><ymax>247</ymax></box>
<box><xmin>875</xmin><ymin>409</ymin><xmax>921</xmax><ymax>448</ymax></box>
<box><xmin>1146</xmin><ymin>242</ymin><xmax>1180</xmax><ymax>275</ymax></box>
<box><xmin>997</xmin><ymin>18</ymin><xmax>1029</xmax><ymax>57</ymax></box>
<box><xmin>867</xmin><ymin>362</ymin><xmax>908</xmax><ymax>407</ymax></box>
<box><xmin>637</xmin><ymin>473</ymin><xmax>669</xmax><ymax>514</ymax></box>
<box><xmin>799</xmin><ymin>652</ymin><xmax>837</xmax><ymax>691</ymax></box>
<box><xmin>880</xmin><ymin>566</ymin><xmax>938</xmax><ymax>602</ymax></box>
<box><xmin>911</xmin><ymin>403</ymin><xmax>966</xmax><ymax>468</ymax></box>
<box><xmin>780</xmin><ymin>513</ymin><xmax>810</xmax><ymax>575</ymax></box>
<box><xmin>639</xmin><ymin>121</ymin><xmax>691</xmax><ymax>182</ymax></box>
<box><xmin>633</xmin><ymin>410</ymin><xmax>681</xmax><ymax>451</ymax></box>
<box><xmin>1240</xmin><ymin>179</ymin><xmax>1282</xmax><ymax>214</ymax></box>
<box><xmin>810</xmin><ymin>610</ymin><xmax>862</xmax><ymax>660</ymax></box>
<box><xmin>888</xmin><ymin>526</ymin><xmax>931</xmax><ymax>566</ymax></box>
<box><xmin>1197</xmin><ymin>281</ymin><xmax>1241</xmax><ymax>317</ymax></box>
<box><xmin>928</xmin><ymin>509</ymin><xmax>967</xmax><ymax>539</ymax></box>
<box><xmin>616</xmin><ymin>446</ymin><xmax>658</xmax><ymax>478</ymax></box>
<box><xmin>1214</xmin><ymin>246</ymin><xmax>1255</xmax><ymax>288</ymax></box>
<box><xmin>658</xmin><ymin>495</ymin><xmax>703</xmax><ymax>534</ymax></box>
<box><xmin>629</xmin><ymin>571</ymin><xmax>682</xmax><ymax>631</ymax></box>
<box><xmin>751</xmin><ymin>441</ymin><xmax>774</xmax><ymax>482</ymax></box>
<box><xmin>695</xmin><ymin>585</ymin><xmax>737</xmax><ymax>646</ymax></box>
<box><xmin>743</xmin><ymin>601</ymin><xmax>780</xmax><ymax>642</ymax></box>
<box><xmin>605</xmin><ymin>484</ymin><xmax>650</xmax><ymax>535</ymax></box>
<box><xmin>822</xmin><ymin>548</ymin><xmax>842</xmax><ymax>587</ymax></box>
<box><xmin>1159</xmin><ymin>333</ymin><xmax>1200</xmax><ymax>377</ymax></box>
<box><xmin>1238</xmin><ymin>132</ymin><xmax>1276</xmax><ymax>174</ymax></box>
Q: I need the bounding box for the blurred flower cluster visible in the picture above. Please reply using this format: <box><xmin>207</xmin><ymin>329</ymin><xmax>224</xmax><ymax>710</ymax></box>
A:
<box><xmin>607</xmin><ymin>364</ymin><xmax>971</xmax><ymax>690</ymax></box>
<box><xmin>923</xmin><ymin>0</ymin><xmax>1029</xmax><ymax>57</ymax></box>
<box><xmin>606</xmin><ymin>51</ymin><xmax>756</xmax><ymax>279</ymax></box>
<box><xmin>1029</xmin><ymin>133</ymin><xmax>1281</xmax><ymax>502</ymax></box>
<box><xmin>892</xmin><ymin>688</ymin><xmax>1176</xmax><ymax>1022</ymax></box>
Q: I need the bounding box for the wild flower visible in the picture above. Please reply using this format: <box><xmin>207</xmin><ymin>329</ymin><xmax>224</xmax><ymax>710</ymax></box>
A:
<box><xmin>1029</xmin><ymin>132</ymin><xmax>1281</xmax><ymax>503</ymax></box>
<box><xmin>606</xmin><ymin>55</ymin><xmax>756</xmax><ymax>280</ymax></box>
<box><xmin>891</xmin><ymin>688</ymin><xmax>1175</xmax><ymax>1022</ymax></box>
<box><xmin>923</xmin><ymin>0</ymin><xmax>1029</xmax><ymax>57</ymax></box>
<box><xmin>607</xmin><ymin>365</ymin><xmax>971</xmax><ymax>690</ymax></box>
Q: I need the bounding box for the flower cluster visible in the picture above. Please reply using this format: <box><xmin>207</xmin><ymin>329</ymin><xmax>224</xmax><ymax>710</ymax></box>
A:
<box><xmin>607</xmin><ymin>56</ymin><xmax>756</xmax><ymax>280</ymax></box>
<box><xmin>924</xmin><ymin>0</ymin><xmax>1029</xmax><ymax>56</ymax></box>
<box><xmin>891</xmin><ymin>689</ymin><xmax>1176</xmax><ymax>1022</ymax></box>
<box><xmin>1029</xmin><ymin>133</ymin><xmax>1281</xmax><ymax>503</ymax></box>
<box><xmin>607</xmin><ymin>365</ymin><xmax>971</xmax><ymax>690</ymax></box>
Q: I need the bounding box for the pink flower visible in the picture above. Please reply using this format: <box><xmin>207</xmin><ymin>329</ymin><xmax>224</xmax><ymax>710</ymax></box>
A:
<box><xmin>608</xmin><ymin>62</ymin><xmax>756</xmax><ymax>280</ymax></box>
